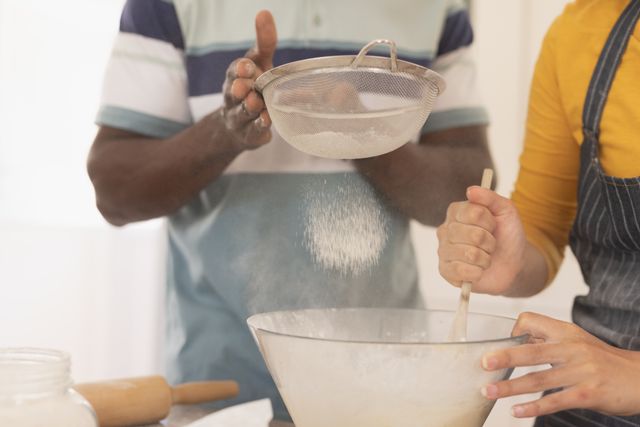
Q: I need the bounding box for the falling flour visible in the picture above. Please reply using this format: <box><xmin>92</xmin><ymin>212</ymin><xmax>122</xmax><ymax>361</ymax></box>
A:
<box><xmin>303</xmin><ymin>177</ymin><xmax>388</xmax><ymax>275</ymax></box>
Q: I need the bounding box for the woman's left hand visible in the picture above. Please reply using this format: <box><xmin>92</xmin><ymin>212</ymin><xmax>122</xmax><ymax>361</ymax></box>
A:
<box><xmin>480</xmin><ymin>312</ymin><xmax>640</xmax><ymax>418</ymax></box>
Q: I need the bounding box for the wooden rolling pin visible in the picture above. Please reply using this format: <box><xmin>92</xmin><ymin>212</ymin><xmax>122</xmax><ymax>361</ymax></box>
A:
<box><xmin>74</xmin><ymin>376</ymin><xmax>239</xmax><ymax>427</ymax></box>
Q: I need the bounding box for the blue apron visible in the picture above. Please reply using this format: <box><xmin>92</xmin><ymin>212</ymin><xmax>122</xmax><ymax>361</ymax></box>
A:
<box><xmin>534</xmin><ymin>1</ymin><xmax>640</xmax><ymax>426</ymax></box>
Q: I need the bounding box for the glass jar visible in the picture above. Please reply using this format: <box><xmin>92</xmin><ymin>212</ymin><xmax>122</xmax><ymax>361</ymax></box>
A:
<box><xmin>0</xmin><ymin>348</ymin><xmax>98</xmax><ymax>427</ymax></box>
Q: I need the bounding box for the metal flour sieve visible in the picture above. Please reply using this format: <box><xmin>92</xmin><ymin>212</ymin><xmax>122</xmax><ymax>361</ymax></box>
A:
<box><xmin>254</xmin><ymin>39</ymin><xmax>446</xmax><ymax>159</ymax></box>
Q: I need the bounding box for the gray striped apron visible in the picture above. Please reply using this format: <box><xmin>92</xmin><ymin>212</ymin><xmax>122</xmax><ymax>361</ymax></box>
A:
<box><xmin>534</xmin><ymin>1</ymin><xmax>640</xmax><ymax>426</ymax></box>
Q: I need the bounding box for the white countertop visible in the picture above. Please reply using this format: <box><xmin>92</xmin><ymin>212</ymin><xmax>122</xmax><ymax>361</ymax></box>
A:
<box><xmin>147</xmin><ymin>405</ymin><xmax>293</xmax><ymax>427</ymax></box>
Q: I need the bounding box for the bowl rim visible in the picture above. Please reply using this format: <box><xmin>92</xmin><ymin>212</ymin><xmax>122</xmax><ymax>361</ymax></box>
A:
<box><xmin>246</xmin><ymin>307</ymin><xmax>529</xmax><ymax>346</ymax></box>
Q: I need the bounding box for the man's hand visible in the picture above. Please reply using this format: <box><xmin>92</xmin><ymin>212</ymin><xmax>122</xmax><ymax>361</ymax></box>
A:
<box><xmin>88</xmin><ymin>10</ymin><xmax>280</xmax><ymax>225</ymax></box>
<box><xmin>480</xmin><ymin>312</ymin><xmax>640</xmax><ymax>418</ymax></box>
<box><xmin>436</xmin><ymin>186</ymin><xmax>527</xmax><ymax>295</ymax></box>
<box><xmin>219</xmin><ymin>10</ymin><xmax>277</xmax><ymax>151</ymax></box>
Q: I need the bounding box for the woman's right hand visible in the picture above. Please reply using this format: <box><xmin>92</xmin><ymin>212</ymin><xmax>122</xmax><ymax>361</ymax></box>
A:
<box><xmin>436</xmin><ymin>186</ymin><xmax>528</xmax><ymax>295</ymax></box>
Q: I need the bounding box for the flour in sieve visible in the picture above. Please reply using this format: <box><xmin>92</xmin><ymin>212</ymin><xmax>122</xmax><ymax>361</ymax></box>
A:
<box><xmin>303</xmin><ymin>176</ymin><xmax>388</xmax><ymax>275</ymax></box>
<box><xmin>289</xmin><ymin>130</ymin><xmax>400</xmax><ymax>159</ymax></box>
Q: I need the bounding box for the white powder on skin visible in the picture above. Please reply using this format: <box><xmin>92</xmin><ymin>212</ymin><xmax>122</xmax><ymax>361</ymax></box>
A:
<box><xmin>303</xmin><ymin>177</ymin><xmax>388</xmax><ymax>275</ymax></box>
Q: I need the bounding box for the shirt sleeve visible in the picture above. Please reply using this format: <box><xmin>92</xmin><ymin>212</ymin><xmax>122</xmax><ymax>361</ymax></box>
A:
<box><xmin>421</xmin><ymin>1</ymin><xmax>489</xmax><ymax>134</ymax></box>
<box><xmin>95</xmin><ymin>0</ymin><xmax>192</xmax><ymax>138</ymax></box>
<box><xmin>511</xmin><ymin>16</ymin><xmax>580</xmax><ymax>284</ymax></box>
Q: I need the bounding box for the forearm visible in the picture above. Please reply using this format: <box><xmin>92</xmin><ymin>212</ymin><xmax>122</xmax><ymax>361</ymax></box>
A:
<box><xmin>503</xmin><ymin>241</ymin><xmax>549</xmax><ymax>297</ymax></box>
<box><xmin>354</xmin><ymin>125</ymin><xmax>492</xmax><ymax>226</ymax></box>
<box><xmin>87</xmin><ymin>109</ymin><xmax>241</xmax><ymax>226</ymax></box>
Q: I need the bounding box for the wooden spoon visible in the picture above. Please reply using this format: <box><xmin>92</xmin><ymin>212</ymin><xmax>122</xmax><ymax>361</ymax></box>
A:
<box><xmin>447</xmin><ymin>168</ymin><xmax>494</xmax><ymax>342</ymax></box>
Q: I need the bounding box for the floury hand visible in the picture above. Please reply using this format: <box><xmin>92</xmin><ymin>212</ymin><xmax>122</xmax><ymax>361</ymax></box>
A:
<box><xmin>219</xmin><ymin>10</ymin><xmax>277</xmax><ymax>152</ymax></box>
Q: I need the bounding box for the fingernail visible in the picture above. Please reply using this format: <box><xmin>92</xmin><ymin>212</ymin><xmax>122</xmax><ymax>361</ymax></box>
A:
<box><xmin>244</xmin><ymin>61</ymin><xmax>255</xmax><ymax>75</ymax></box>
<box><xmin>466</xmin><ymin>186</ymin><xmax>473</xmax><ymax>198</ymax></box>
<box><xmin>482</xmin><ymin>354</ymin><xmax>497</xmax><ymax>370</ymax></box>
<box><xmin>511</xmin><ymin>405</ymin><xmax>525</xmax><ymax>417</ymax></box>
<box><xmin>480</xmin><ymin>384</ymin><xmax>498</xmax><ymax>399</ymax></box>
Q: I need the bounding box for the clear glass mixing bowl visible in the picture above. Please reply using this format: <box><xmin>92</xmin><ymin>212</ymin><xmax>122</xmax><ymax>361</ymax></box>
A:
<box><xmin>247</xmin><ymin>308</ymin><xmax>528</xmax><ymax>427</ymax></box>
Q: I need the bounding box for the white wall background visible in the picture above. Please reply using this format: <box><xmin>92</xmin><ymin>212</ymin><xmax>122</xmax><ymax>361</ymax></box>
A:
<box><xmin>0</xmin><ymin>1</ymin><xmax>583</xmax><ymax>425</ymax></box>
<box><xmin>0</xmin><ymin>0</ymin><xmax>167</xmax><ymax>379</ymax></box>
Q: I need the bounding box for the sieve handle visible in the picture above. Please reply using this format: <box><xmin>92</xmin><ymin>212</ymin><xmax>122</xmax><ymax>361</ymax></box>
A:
<box><xmin>351</xmin><ymin>39</ymin><xmax>398</xmax><ymax>72</ymax></box>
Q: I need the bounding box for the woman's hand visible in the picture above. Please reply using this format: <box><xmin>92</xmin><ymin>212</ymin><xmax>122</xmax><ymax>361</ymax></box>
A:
<box><xmin>436</xmin><ymin>187</ymin><xmax>528</xmax><ymax>295</ymax></box>
<box><xmin>480</xmin><ymin>312</ymin><xmax>640</xmax><ymax>418</ymax></box>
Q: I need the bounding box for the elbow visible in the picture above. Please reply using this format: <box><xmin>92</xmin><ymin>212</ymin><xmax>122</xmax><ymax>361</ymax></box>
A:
<box><xmin>95</xmin><ymin>199</ymin><xmax>129</xmax><ymax>227</ymax></box>
<box><xmin>87</xmin><ymin>156</ymin><xmax>131</xmax><ymax>227</ymax></box>
<box><xmin>91</xmin><ymin>183</ymin><xmax>132</xmax><ymax>227</ymax></box>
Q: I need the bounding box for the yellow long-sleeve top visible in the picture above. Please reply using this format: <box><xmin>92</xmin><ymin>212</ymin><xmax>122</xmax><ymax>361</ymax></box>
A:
<box><xmin>513</xmin><ymin>0</ymin><xmax>640</xmax><ymax>283</ymax></box>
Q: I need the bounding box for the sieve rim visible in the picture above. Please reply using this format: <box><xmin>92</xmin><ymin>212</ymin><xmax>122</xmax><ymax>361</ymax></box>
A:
<box><xmin>270</xmin><ymin>102</ymin><xmax>426</xmax><ymax>119</ymax></box>
<box><xmin>254</xmin><ymin>55</ymin><xmax>446</xmax><ymax>95</ymax></box>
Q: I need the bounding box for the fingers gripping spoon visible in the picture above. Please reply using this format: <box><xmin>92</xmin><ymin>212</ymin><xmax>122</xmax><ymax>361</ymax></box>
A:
<box><xmin>447</xmin><ymin>168</ymin><xmax>494</xmax><ymax>342</ymax></box>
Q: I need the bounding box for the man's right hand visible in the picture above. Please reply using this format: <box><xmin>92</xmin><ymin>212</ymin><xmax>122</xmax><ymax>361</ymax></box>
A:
<box><xmin>436</xmin><ymin>186</ymin><xmax>528</xmax><ymax>295</ymax></box>
<box><xmin>220</xmin><ymin>10</ymin><xmax>277</xmax><ymax>151</ymax></box>
<box><xmin>88</xmin><ymin>11</ymin><xmax>280</xmax><ymax>226</ymax></box>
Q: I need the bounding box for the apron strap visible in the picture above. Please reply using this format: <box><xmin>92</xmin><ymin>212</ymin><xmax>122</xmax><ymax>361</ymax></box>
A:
<box><xmin>582</xmin><ymin>0</ymin><xmax>640</xmax><ymax>137</ymax></box>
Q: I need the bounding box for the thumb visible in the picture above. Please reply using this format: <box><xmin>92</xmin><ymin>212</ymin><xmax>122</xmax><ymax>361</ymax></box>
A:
<box><xmin>248</xmin><ymin>10</ymin><xmax>277</xmax><ymax>70</ymax></box>
<box><xmin>512</xmin><ymin>312</ymin><xmax>572</xmax><ymax>342</ymax></box>
<box><xmin>513</xmin><ymin>312</ymin><xmax>605</xmax><ymax>347</ymax></box>
<box><xmin>466</xmin><ymin>186</ymin><xmax>515</xmax><ymax>217</ymax></box>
